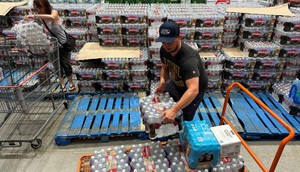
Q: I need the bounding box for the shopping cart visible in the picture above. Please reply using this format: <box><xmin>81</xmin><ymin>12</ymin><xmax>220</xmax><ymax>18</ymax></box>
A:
<box><xmin>220</xmin><ymin>82</ymin><xmax>295</xmax><ymax>172</ymax></box>
<box><xmin>0</xmin><ymin>38</ymin><xmax>68</xmax><ymax>149</ymax></box>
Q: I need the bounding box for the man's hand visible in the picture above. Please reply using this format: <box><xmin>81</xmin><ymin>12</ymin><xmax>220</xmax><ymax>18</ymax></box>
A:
<box><xmin>161</xmin><ymin>108</ymin><xmax>178</xmax><ymax>123</ymax></box>
<box><xmin>155</xmin><ymin>82</ymin><xmax>165</xmax><ymax>94</ymax></box>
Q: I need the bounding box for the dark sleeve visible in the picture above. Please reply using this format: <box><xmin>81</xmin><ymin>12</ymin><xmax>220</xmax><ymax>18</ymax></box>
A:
<box><xmin>181</xmin><ymin>58</ymin><xmax>201</xmax><ymax>81</ymax></box>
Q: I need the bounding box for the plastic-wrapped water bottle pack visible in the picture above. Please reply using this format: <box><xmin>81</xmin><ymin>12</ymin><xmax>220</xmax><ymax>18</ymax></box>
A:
<box><xmin>11</xmin><ymin>21</ymin><xmax>51</xmax><ymax>54</ymax></box>
<box><xmin>140</xmin><ymin>92</ymin><xmax>182</xmax><ymax>140</ymax></box>
<box><xmin>88</xmin><ymin>133</ymin><xmax>245</xmax><ymax>171</ymax></box>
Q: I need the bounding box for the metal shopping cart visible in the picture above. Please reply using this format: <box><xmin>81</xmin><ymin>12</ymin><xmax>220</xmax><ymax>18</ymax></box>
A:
<box><xmin>0</xmin><ymin>38</ymin><xmax>68</xmax><ymax>149</ymax></box>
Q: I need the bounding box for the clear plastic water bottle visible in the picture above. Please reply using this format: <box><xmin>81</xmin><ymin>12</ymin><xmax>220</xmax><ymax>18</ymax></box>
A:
<box><xmin>90</xmin><ymin>156</ymin><xmax>96</xmax><ymax>166</ymax></box>
<box><xmin>289</xmin><ymin>78</ymin><xmax>300</xmax><ymax>104</ymax></box>
<box><xmin>90</xmin><ymin>165</ymin><xmax>97</xmax><ymax>172</ymax></box>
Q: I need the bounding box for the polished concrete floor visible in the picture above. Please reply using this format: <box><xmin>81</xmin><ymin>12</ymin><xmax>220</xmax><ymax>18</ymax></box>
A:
<box><xmin>1</xmin><ymin>105</ymin><xmax>300</xmax><ymax>172</ymax></box>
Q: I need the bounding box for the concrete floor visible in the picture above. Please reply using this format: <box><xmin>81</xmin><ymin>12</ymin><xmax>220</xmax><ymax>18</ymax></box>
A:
<box><xmin>1</xmin><ymin>105</ymin><xmax>300</xmax><ymax>172</ymax></box>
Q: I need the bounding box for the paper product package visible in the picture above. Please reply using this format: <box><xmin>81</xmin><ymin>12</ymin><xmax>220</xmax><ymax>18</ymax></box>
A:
<box><xmin>179</xmin><ymin>120</ymin><xmax>220</xmax><ymax>169</ymax></box>
<box><xmin>210</xmin><ymin>124</ymin><xmax>242</xmax><ymax>159</ymax></box>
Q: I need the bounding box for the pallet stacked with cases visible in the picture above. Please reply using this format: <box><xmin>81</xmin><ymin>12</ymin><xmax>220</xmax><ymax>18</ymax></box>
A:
<box><xmin>274</xmin><ymin>15</ymin><xmax>300</xmax><ymax>83</ymax></box>
<box><xmin>238</xmin><ymin>14</ymin><xmax>275</xmax><ymax>50</ymax></box>
<box><xmin>191</xmin><ymin>4</ymin><xmax>224</xmax><ymax>52</ymax></box>
<box><xmin>192</xmin><ymin>4</ymin><xmax>224</xmax><ymax>90</ymax></box>
<box><xmin>219</xmin><ymin>4</ymin><xmax>280</xmax><ymax>91</ymax></box>
<box><xmin>148</xmin><ymin>4</ymin><xmax>225</xmax><ymax>90</ymax></box>
<box><xmin>269</xmin><ymin>8</ymin><xmax>300</xmax><ymax>114</ymax></box>
<box><xmin>216</xmin><ymin>4</ymin><xmax>241</xmax><ymax>48</ymax></box>
<box><xmin>95</xmin><ymin>3</ymin><xmax>148</xmax><ymax>47</ymax></box>
<box><xmin>86</xmin><ymin>4</ymin><xmax>103</xmax><ymax>42</ymax></box>
<box><xmin>222</xmin><ymin>48</ymin><xmax>257</xmax><ymax>91</ymax></box>
<box><xmin>74</xmin><ymin>48</ymin><xmax>149</xmax><ymax>93</ymax></box>
<box><xmin>192</xmin><ymin>4</ymin><xmax>225</xmax><ymax>90</ymax></box>
<box><xmin>148</xmin><ymin>3</ymin><xmax>166</xmax><ymax>86</ymax></box>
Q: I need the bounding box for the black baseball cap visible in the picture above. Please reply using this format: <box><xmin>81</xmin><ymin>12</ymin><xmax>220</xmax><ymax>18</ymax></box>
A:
<box><xmin>156</xmin><ymin>20</ymin><xmax>180</xmax><ymax>43</ymax></box>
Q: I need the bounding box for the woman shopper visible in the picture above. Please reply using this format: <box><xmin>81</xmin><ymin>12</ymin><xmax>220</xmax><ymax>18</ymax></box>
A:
<box><xmin>25</xmin><ymin>0</ymin><xmax>75</xmax><ymax>92</ymax></box>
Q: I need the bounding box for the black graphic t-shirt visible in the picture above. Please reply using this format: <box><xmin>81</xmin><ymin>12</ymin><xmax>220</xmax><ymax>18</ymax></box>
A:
<box><xmin>160</xmin><ymin>42</ymin><xmax>208</xmax><ymax>93</ymax></box>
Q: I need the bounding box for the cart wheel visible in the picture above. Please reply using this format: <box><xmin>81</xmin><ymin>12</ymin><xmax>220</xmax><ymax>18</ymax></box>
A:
<box><xmin>31</xmin><ymin>139</ymin><xmax>42</xmax><ymax>149</ymax></box>
<box><xmin>63</xmin><ymin>101</ymin><xmax>68</xmax><ymax>109</ymax></box>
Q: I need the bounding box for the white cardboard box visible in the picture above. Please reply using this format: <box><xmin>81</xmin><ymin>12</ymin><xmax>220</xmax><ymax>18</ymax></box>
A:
<box><xmin>210</xmin><ymin>125</ymin><xmax>241</xmax><ymax>158</ymax></box>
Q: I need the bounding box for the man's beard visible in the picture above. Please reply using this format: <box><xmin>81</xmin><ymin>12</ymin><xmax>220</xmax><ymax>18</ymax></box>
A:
<box><xmin>166</xmin><ymin>44</ymin><xmax>179</xmax><ymax>54</ymax></box>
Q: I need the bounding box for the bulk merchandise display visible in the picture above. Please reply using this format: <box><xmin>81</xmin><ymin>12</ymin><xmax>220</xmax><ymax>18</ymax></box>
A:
<box><xmin>94</xmin><ymin>4</ymin><xmax>148</xmax><ymax>46</ymax></box>
<box><xmin>86</xmin><ymin>123</ymin><xmax>245</xmax><ymax>172</ymax></box>
<box><xmin>270</xmin><ymin>8</ymin><xmax>300</xmax><ymax>115</ymax></box>
<box><xmin>4</xmin><ymin>2</ymin><xmax>298</xmax><ymax>93</ymax></box>
<box><xmin>0</xmin><ymin>1</ymin><xmax>299</xmax><ymax>172</ymax></box>
<box><xmin>1</xmin><ymin>2</ymin><xmax>300</xmax><ymax>111</ymax></box>
<box><xmin>74</xmin><ymin>48</ymin><xmax>149</xmax><ymax>93</ymax></box>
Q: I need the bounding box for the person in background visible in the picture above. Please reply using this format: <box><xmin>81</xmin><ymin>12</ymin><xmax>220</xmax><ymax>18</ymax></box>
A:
<box><xmin>155</xmin><ymin>20</ymin><xmax>208</xmax><ymax>123</ymax></box>
<box><xmin>25</xmin><ymin>0</ymin><xmax>75</xmax><ymax>92</ymax></box>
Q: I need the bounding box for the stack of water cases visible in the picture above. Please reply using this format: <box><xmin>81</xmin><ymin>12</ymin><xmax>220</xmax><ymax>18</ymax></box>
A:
<box><xmin>242</xmin><ymin>41</ymin><xmax>282</xmax><ymax>90</ymax></box>
<box><xmin>53</xmin><ymin>4</ymin><xmax>92</xmax><ymax>52</ymax></box>
<box><xmin>166</xmin><ymin>4</ymin><xmax>196</xmax><ymax>43</ymax></box>
<box><xmin>233</xmin><ymin>9</ymin><xmax>277</xmax><ymax>91</ymax></box>
<box><xmin>192</xmin><ymin>4</ymin><xmax>224</xmax><ymax>90</ymax></box>
<box><xmin>216</xmin><ymin>4</ymin><xmax>241</xmax><ymax>48</ymax></box>
<box><xmin>122</xmin><ymin>4</ymin><xmax>148</xmax><ymax>47</ymax></box>
<box><xmin>95</xmin><ymin>3</ymin><xmax>148</xmax><ymax>47</ymax></box>
<box><xmin>274</xmin><ymin>14</ymin><xmax>300</xmax><ymax>85</ymax></box>
<box><xmin>192</xmin><ymin>4</ymin><xmax>224</xmax><ymax>52</ymax></box>
<box><xmin>89</xmin><ymin>141</ymin><xmax>183</xmax><ymax>172</ymax></box>
<box><xmin>89</xmin><ymin>139</ymin><xmax>245</xmax><ymax>172</ymax></box>
<box><xmin>74</xmin><ymin>48</ymin><xmax>149</xmax><ymax>93</ymax></box>
<box><xmin>86</xmin><ymin>4</ymin><xmax>104</xmax><ymax>42</ymax></box>
<box><xmin>271</xmin><ymin>10</ymin><xmax>300</xmax><ymax>114</ymax></box>
<box><xmin>238</xmin><ymin>13</ymin><xmax>276</xmax><ymax>50</ymax></box>
<box><xmin>203</xmin><ymin>52</ymin><xmax>225</xmax><ymax>90</ymax></box>
<box><xmin>222</xmin><ymin>47</ymin><xmax>257</xmax><ymax>90</ymax></box>
<box><xmin>148</xmin><ymin>4</ymin><xmax>166</xmax><ymax>84</ymax></box>
<box><xmin>95</xmin><ymin>4</ymin><xmax>123</xmax><ymax>46</ymax></box>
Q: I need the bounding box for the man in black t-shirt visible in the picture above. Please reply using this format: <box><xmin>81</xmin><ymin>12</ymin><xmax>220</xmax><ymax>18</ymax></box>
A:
<box><xmin>155</xmin><ymin>20</ymin><xmax>208</xmax><ymax>122</ymax></box>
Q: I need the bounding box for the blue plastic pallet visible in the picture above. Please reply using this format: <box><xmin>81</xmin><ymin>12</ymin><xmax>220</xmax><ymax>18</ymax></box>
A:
<box><xmin>55</xmin><ymin>93</ymin><xmax>146</xmax><ymax>146</ymax></box>
<box><xmin>195</xmin><ymin>92</ymin><xmax>297</xmax><ymax>140</ymax></box>
<box><xmin>208</xmin><ymin>92</ymin><xmax>245</xmax><ymax>133</ymax></box>
<box><xmin>255</xmin><ymin>92</ymin><xmax>300</xmax><ymax>138</ymax></box>
<box><xmin>194</xmin><ymin>94</ymin><xmax>245</xmax><ymax>137</ymax></box>
<box><xmin>230</xmin><ymin>92</ymin><xmax>271</xmax><ymax>140</ymax></box>
<box><xmin>56</xmin><ymin>91</ymin><xmax>299</xmax><ymax>145</ymax></box>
